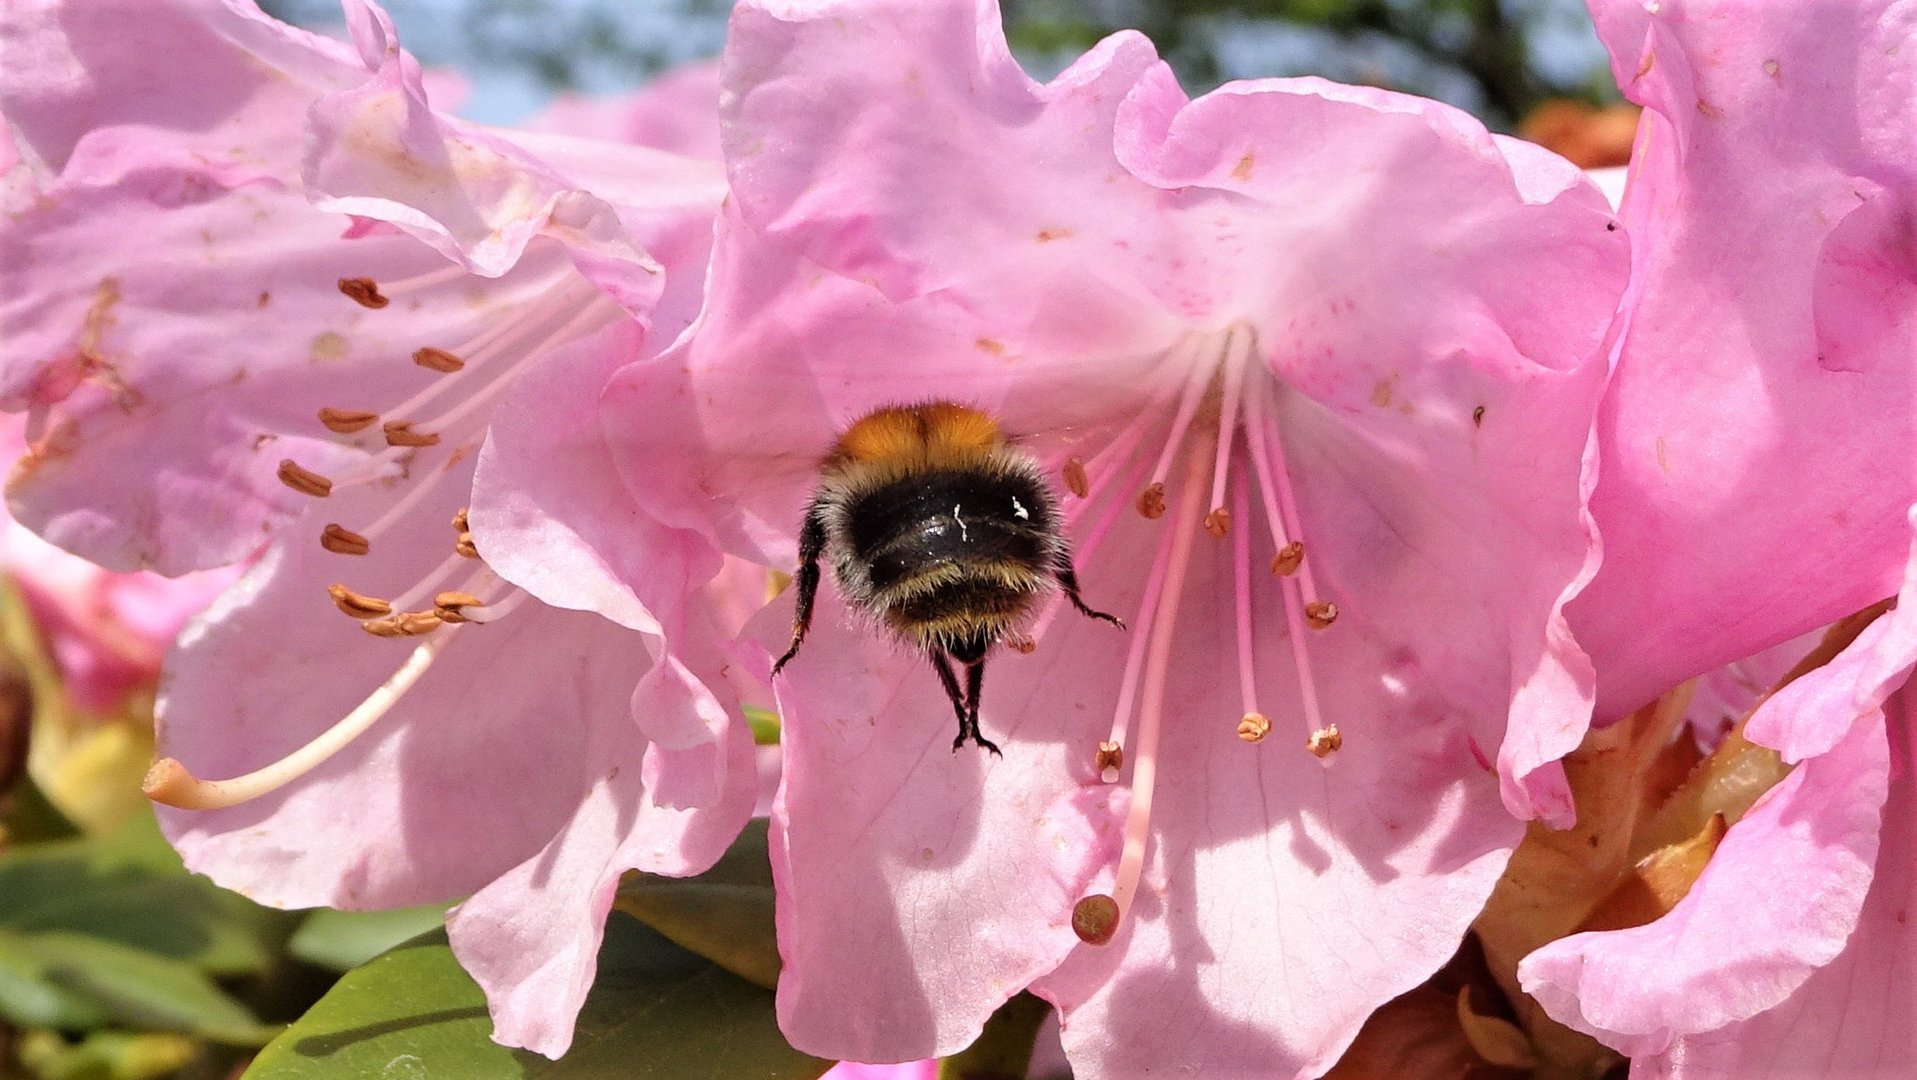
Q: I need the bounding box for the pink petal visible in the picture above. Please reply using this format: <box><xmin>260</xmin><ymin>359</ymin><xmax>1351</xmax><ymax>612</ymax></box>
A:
<box><xmin>1569</xmin><ymin>0</ymin><xmax>1917</xmax><ymax>717</ymax></box>
<box><xmin>155</xmin><ymin>458</ymin><xmax>638</xmax><ymax>909</ymax></box>
<box><xmin>1745</xmin><ymin>506</ymin><xmax>1917</xmax><ymax>761</ymax></box>
<box><xmin>1518</xmin><ymin>707</ymin><xmax>1889</xmax><ymax>1058</ymax></box>
<box><xmin>1637</xmin><ymin>690</ymin><xmax>1917</xmax><ymax>1080</ymax></box>
<box><xmin>0</xmin><ymin>160</ymin><xmax>465</xmax><ymax>572</ymax></box>
<box><xmin>768</xmin><ymin>594</ymin><xmax>1128</xmax><ymax>1061</ymax></box>
<box><xmin>471</xmin><ymin>321</ymin><xmax>714</xmax><ymax>635</ymax></box>
<box><xmin>302</xmin><ymin>0</ymin><xmax>666</xmax><ymax>315</ymax></box>
<box><xmin>0</xmin><ymin>0</ymin><xmax>356</xmax><ymax>174</ymax></box>
<box><xmin>1524</xmin><ymin>507</ymin><xmax>1917</xmax><ymax>1064</ymax></box>
<box><xmin>448</xmin><ymin>690</ymin><xmax>756</xmax><ymax>1057</ymax></box>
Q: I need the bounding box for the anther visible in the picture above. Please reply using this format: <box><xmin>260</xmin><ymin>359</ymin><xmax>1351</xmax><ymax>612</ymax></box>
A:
<box><xmin>1005</xmin><ymin>632</ymin><xmax>1036</xmax><ymax>654</ymax></box>
<box><xmin>1072</xmin><ymin>894</ymin><xmax>1121</xmax><ymax>946</ymax></box>
<box><xmin>1306</xmin><ymin>601</ymin><xmax>1339</xmax><ymax>629</ymax></box>
<box><xmin>382</xmin><ymin>420</ymin><xmax>440</xmax><ymax>448</ymax></box>
<box><xmin>318</xmin><ymin>407</ymin><xmax>380</xmax><ymax>434</ymax></box>
<box><xmin>413</xmin><ymin>347</ymin><xmax>465</xmax><ymax>373</ymax></box>
<box><xmin>338</xmin><ymin>276</ymin><xmax>389</xmax><ymax>308</ymax></box>
<box><xmin>320</xmin><ymin>524</ymin><xmax>370</xmax><ymax>556</ymax></box>
<box><xmin>455</xmin><ymin>534</ymin><xmax>479</xmax><ymax>559</ymax></box>
<box><xmin>1238</xmin><ymin>712</ymin><xmax>1271</xmax><ymax>743</ymax></box>
<box><xmin>327</xmin><ymin>583</ymin><xmax>393</xmax><ymax>618</ymax></box>
<box><xmin>363</xmin><ymin>611</ymin><xmax>442</xmax><ymax>637</ymax></box>
<box><xmin>1136</xmin><ymin>483</ymin><xmax>1167</xmax><ymax>519</ymax></box>
<box><xmin>432</xmin><ymin>591</ymin><xmax>485</xmax><ymax>623</ymax></box>
<box><xmin>1063</xmin><ymin>457</ymin><xmax>1090</xmax><ymax>499</ymax></box>
<box><xmin>1094</xmin><ymin>740</ymin><xmax>1124</xmax><ymax>782</ymax></box>
<box><xmin>1271</xmin><ymin>541</ymin><xmax>1304</xmax><ymax>577</ymax></box>
<box><xmin>1307</xmin><ymin>725</ymin><xmax>1343</xmax><ymax>758</ymax></box>
<box><xmin>452</xmin><ymin>508</ymin><xmax>470</xmax><ymax>534</ymax></box>
<box><xmin>1204</xmin><ymin>507</ymin><xmax>1230</xmax><ymax>538</ymax></box>
<box><xmin>277</xmin><ymin>459</ymin><xmax>334</xmax><ymax>497</ymax></box>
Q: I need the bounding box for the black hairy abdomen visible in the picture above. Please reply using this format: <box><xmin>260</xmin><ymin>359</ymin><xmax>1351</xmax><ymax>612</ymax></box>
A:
<box><xmin>844</xmin><ymin>469</ymin><xmax>1054</xmax><ymax>593</ymax></box>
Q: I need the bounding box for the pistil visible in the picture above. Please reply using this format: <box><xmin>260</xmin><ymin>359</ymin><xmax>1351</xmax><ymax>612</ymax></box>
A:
<box><xmin>145</xmin><ymin>631</ymin><xmax>456</xmax><ymax>810</ymax></box>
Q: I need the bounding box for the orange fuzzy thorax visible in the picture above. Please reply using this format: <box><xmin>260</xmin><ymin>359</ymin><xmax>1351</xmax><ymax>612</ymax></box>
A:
<box><xmin>830</xmin><ymin>402</ymin><xmax>1005</xmax><ymax>470</ymax></box>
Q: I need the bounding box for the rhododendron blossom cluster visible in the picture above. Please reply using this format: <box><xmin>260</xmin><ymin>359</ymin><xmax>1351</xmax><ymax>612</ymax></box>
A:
<box><xmin>1</xmin><ymin>0</ymin><xmax>1912</xmax><ymax>1077</ymax></box>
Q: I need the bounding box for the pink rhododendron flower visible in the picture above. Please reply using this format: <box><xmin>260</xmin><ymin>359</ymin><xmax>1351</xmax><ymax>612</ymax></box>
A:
<box><xmin>481</xmin><ymin>0</ymin><xmax>1628</xmax><ymax>1072</ymax></box>
<box><xmin>1567</xmin><ymin>0</ymin><xmax>1917</xmax><ymax>719</ymax></box>
<box><xmin>1516</xmin><ymin>2</ymin><xmax>1917</xmax><ymax>1071</ymax></box>
<box><xmin>1525</xmin><ymin>510</ymin><xmax>1917</xmax><ymax>1075</ymax></box>
<box><xmin>1</xmin><ymin>0</ymin><xmax>753</xmax><ymax>1057</ymax></box>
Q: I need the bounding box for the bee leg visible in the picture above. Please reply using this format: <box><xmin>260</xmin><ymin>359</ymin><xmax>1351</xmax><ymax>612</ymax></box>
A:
<box><xmin>963</xmin><ymin>657</ymin><xmax>1001</xmax><ymax>757</ymax></box>
<box><xmin>1054</xmin><ymin>555</ymin><xmax>1125</xmax><ymax>630</ymax></box>
<box><xmin>930</xmin><ymin>651</ymin><xmax>974</xmax><ymax>752</ymax></box>
<box><xmin>772</xmin><ymin>502</ymin><xmax>829</xmax><ymax>676</ymax></box>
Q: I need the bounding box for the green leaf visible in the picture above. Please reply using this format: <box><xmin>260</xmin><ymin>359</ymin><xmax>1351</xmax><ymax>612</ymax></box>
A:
<box><xmin>288</xmin><ymin>905</ymin><xmax>448</xmax><ymax>973</ymax></box>
<box><xmin>246</xmin><ymin>913</ymin><xmax>830</xmax><ymax>1079</ymax></box>
<box><xmin>0</xmin><ymin>812</ymin><xmax>284</xmax><ymax>976</ymax></box>
<box><xmin>17</xmin><ymin>931</ymin><xmax>278</xmax><ymax>1046</ymax></box>
<box><xmin>613</xmin><ymin>820</ymin><xmax>780</xmax><ymax>990</ymax></box>
<box><xmin>15</xmin><ymin>1028</ymin><xmax>198</xmax><ymax>1080</ymax></box>
<box><xmin>0</xmin><ymin>927</ymin><xmax>110</xmax><ymax>1030</ymax></box>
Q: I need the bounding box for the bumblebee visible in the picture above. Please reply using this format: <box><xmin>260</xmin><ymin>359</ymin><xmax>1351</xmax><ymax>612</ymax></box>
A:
<box><xmin>773</xmin><ymin>401</ymin><xmax>1122</xmax><ymax>754</ymax></box>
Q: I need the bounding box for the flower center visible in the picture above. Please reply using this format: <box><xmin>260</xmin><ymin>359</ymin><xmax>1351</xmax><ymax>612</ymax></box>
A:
<box><xmin>1065</xmin><ymin>326</ymin><xmax>1342</xmax><ymax>946</ymax></box>
<box><xmin>144</xmin><ymin>264</ymin><xmax>616</xmax><ymax>811</ymax></box>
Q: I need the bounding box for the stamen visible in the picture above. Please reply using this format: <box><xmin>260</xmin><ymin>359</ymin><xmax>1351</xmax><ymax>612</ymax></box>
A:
<box><xmin>277</xmin><ymin>459</ymin><xmax>333</xmax><ymax>497</ymax></box>
<box><xmin>1136</xmin><ymin>483</ymin><xmax>1167</xmax><ymax>519</ymax></box>
<box><xmin>338</xmin><ymin>277</ymin><xmax>389</xmax><ymax>309</ymax></box>
<box><xmin>382</xmin><ymin>419</ymin><xmax>440</xmax><ymax>448</ymax></box>
<box><xmin>1100</xmin><ymin>483</ymin><xmax>1185</xmax><ymax>761</ymax></box>
<box><xmin>1308</xmin><ymin>725</ymin><xmax>1343</xmax><ymax>758</ymax></box>
<box><xmin>413</xmin><ymin>347</ymin><xmax>465</xmax><ymax>373</ymax></box>
<box><xmin>1271</xmin><ymin>541</ymin><xmax>1304</xmax><ymax>577</ymax></box>
<box><xmin>1245</xmin><ymin>368</ymin><xmax>1333</xmax><ymax>744</ymax></box>
<box><xmin>1143</xmin><ymin>338</ymin><xmax>1216</xmax><ymax>495</ymax></box>
<box><xmin>451</xmin><ymin>584</ymin><xmax>527</xmax><ymax>625</ymax></box>
<box><xmin>1230</xmin><ymin>481</ymin><xmax>1263</xmax><ymax>734</ymax></box>
<box><xmin>1024</xmin><ymin>446</ymin><xmax>1153</xmax><ymax>644</ymax></box>
<box><xmin>320</xmin><ymin>524</ymin><xmax>370</xmax><ymax>556</ymax></box>
<box><xmin>1306</xmin><ymin>601</ymin><xmax>1338</xmax><ymax>629</ymax></box>
<box><xmin>1205</xmin><ymin>333</ymin><xmax>1250</xmax><ymax>536</ymax></box>
<box><xmin>432</xmin><ymin>591</ymin><xmax>485</xmax><ymax>623</ymax></box>
<box><xmin>1255</xmin><ymin>380</ymin><xmax>1331</xmax><ymax>613</ymax></box>
<box><xmin>383</xmin><ymin>553</ymin><xmax>478</xmax><ymax>616</ymax></box>
<box><xmin>354</xmin><ymin>469</ymin><xmax>465</xmax><ymax>548</ymax></box>
<box><xmin>1063</xmin><ymin>457</ymin><xmax>1090</xmax><ymax>498</ymax></box>
<box><xmin>145</xmin><ymin>632</ymin><xmax>454</xmax><ymax>810</ymax></box>
<box><xmin>380</xmin><ymin>297</ymin><xmax>610</xmax><ymax>454</ymax></box>
<box><xmin>327</xmin><ymin>583</ymin><xmax>392</xmax><ymax>618</ymax></box>
<box><xmin>1094</xmin><ymin>740</ymin><xmax>1124</xmax><ymax>781</ymax></box>
<box><xmin>318</xmin><ymin>407</ymin><xmax>380</xmax><ymax>434</ymax></box>
<box><xmin>362</xmin><ymin>610</ymin><xmax>443</xmax><ymax>637</ymax></box>
<box><xmin>1076</xmin><ymin>446</ymin><xmax>1207</xmax><ymax>945</ymax></box>
<box><xmin>374</xmin><ymin>262</ymin><xmax>469</xmax><ymax>295</ymax></box>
